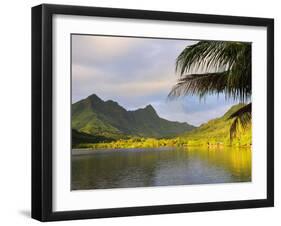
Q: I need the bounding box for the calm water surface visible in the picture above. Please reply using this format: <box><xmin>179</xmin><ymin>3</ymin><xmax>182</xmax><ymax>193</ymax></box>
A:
<box><xmin>71</xmin><ymin>147</ymin><xmax>251</xmax><ymax>190</ymax></box>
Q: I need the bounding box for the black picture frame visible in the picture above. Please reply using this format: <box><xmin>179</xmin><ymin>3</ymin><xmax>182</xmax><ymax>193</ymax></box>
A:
<box><xmin>32</xmin><ymin>4</ymin><xmax>274</xmax><ymax>222</ymax></box>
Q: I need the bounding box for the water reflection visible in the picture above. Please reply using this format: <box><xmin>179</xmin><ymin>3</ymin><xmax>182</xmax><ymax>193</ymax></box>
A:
<box><xmin>71</xmin><ymin>147</ymin><xmax>251</xmax><ymax>190</ymax></box>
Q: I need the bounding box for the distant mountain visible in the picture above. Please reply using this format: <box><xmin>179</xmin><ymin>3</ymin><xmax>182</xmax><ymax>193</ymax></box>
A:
<box><xmin>72</xmin><ymin>94</ymin><xmax>195</xmax><ymax>140</ymax></box>
<box><xmin>182</xmin><ymin>104</ymin><xmax>251</xmax><ymax>146</ymax></box>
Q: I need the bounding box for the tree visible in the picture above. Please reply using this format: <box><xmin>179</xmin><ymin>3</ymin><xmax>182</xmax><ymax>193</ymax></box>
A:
<box><xmin>169</xmin><ymin>41</ymin><xmax>251</xmax><ymax>139</ymax></box>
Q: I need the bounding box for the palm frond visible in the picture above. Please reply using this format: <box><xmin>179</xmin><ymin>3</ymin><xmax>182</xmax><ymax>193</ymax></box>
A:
<box><xmin>172</xmin><ymin>41</ymin><xmax>251</xmax><ymax>102</ymax></box>
<box><xmin>229</xmin><ymin>103</ymin><xmax>252</xmax><ymax>141</ymax></box>
<box><xmin>168</xmin><ymin>72</ymin><xmax>228</xmax><ymax>99</ymax></box>
<box><xmin>230</xmin><ymin>118</ymin><xmax>239</xmax><ymax>141</ymax></box>
<box><xmin>229</xmin><ymin>103</ymin><xmax>251</xmax><ymax>119</ymax></box>
<box><xmin>170</xmin><ymin>40</ymin><xmax>252</xmax><ymax>140</ymax></box>
<box><xmin>176</xmin><ymin>41</ymin><xmax>249</xmax><ymax>75</ymax></box>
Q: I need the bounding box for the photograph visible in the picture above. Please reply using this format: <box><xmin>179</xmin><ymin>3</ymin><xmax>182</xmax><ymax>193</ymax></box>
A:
<box><xmin>31</xmin><ymin>3</ymin><xmax>274</xmax><ymax>221</ymax></box>
<box><xmin>71</xmin><ymin>34</ymin><xmax>252</xmax><ymax>190</ymax></box>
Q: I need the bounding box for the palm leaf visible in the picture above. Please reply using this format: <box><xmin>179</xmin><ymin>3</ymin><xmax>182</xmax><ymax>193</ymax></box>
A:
<box><xmin>168</xmin><ymin>72</ymin><xmax>228</xmax><ymax>99</ymax></box>
<box><xmin>229</xmin><ymin>103</ymin><xmax>251</xmax><ymax>141</ymax></box>
<box><xmin>172</xmin><ymin>41</ymin><xmax>251</xmax><ymax>102</ymax></box>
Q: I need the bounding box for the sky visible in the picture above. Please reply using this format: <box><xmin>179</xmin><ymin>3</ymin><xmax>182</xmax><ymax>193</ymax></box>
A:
<box><xmin>72</xmin><ymin>34</ymin><xmax>238</xmax><ymax>126</ymax></box>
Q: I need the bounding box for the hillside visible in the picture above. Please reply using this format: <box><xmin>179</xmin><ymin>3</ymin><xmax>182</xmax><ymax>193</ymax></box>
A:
<box><xmin>183</xmin><ymin>104</ymin><xmax>252</xmax><ymax>146</ymax></box>
<box><xmin>72</xmin><ymin>94</ymin><xmax>195</xmax><ymax>141</ymax></box>
<box><xmin>72</xmin><ymin>129</ymin><xmax>114</xmax><ymax>145</ymax></box>
<box><xmin>72</xmin><ymin>103</ymin><xmax>251</xmax><ymax>149</ymax></box>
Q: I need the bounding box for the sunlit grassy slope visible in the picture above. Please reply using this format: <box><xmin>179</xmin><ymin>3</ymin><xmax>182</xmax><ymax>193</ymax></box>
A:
<box><xmin>183</xmin><ymin>103</ymin><xmax>251</xmax><ymax>146</ymax></box>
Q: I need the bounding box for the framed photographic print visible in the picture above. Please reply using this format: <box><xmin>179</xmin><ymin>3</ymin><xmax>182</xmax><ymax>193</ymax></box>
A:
<box><xmin>32</xmin><ymin>4</ymin><xmax>274</xmax><ymax>221</ymax></box>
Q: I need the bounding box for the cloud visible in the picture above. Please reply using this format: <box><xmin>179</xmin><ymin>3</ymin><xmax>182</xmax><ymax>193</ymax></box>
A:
<box><xmin>152</xmin><ymin>98</ymin><xmax>236</xmax><ymax>126</ymax></box>
<box><xmin>71</xmin><ymin>36</ymin><xmax>194</xmax><ymax>103</ymax></box>
<box><xmin>181</xmin><ymin>104</ymin><xmax>235</xmax><ymax>126</ymax></box>
<box><xmin>72</xmin><ymin>34</ymin><xmax>236</xmax><ymax>125</ymax></box>
<box><xmin>72</xmin><ymin>61</ymin><xmax>176</xmax><ymax>104</ymax></box>
<box><xmin>72</xmin><ymin>63</ymin><xmax>104</xmax><ymax>81</ymax></box>
<box><xmin>72</xmin><ymin>35</ymin><xmax>142</xmax><ymax>66</ymax></box>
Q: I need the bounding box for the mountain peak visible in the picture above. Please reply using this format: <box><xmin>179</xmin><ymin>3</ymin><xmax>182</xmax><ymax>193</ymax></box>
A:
<box><xmin>145</xmin><ymin>104</ymin><xmax>154</xmax><ymax>110</ymax></box>
<box><xmin>72</xmin><ymin>95</ymin><xmax>195</xmax><ymax>138</ymax></box>
<box><xmin>88</xmin><ymin>93</ymin><xmax>102</xmax><ymax>101</ymax></box>
<box><xmin>140</xmin><ymin>104</ymin><xmax>157</xmax><ymax>115</ymax></box>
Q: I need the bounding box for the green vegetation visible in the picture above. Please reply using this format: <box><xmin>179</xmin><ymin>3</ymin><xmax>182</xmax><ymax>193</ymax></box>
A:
<box><xmin>73</xmin><ymin>104</ymin><xmax>251</xmax><ymax>149</ymax></box>
<box><xmin>72</xmin><ymin>93</ymin><xmax>195</xmax><ymax>141</ymax></box>
<box><xmin>72</xmin><ymin>129</ymin><xmax>115</xmax><ymax>146</ymax></box>
<box><xmin>182</xmin><ymin>104</ymin><xmax>251</xmax><ymax>146</ymax></box>
<box><xmin>74</xmin><ymin>137</ymin><xmax>186</xmax><ymax>149</ymax></box>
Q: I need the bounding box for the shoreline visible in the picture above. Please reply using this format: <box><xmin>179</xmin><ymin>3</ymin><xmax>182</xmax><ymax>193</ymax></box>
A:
<box><xmin>72</xmin><ymin>145</ymin><xmax>252</xmax><ymax>155</ymax></box>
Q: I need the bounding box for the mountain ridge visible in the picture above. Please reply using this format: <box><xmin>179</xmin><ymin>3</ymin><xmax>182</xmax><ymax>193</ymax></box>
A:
<box><xmin>72</xmin><ymin>94</ymin><xmax>195</xmax><ymax>140</ymax></box>
<box><xmin>73</xmin><ymin>103</ymin><xmax>251</xmax><ymax>149</ymax></box>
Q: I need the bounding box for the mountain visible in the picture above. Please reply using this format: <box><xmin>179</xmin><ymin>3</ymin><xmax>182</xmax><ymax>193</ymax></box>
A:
<box><xmin>72</xmin><ymin>94</ymin><xmax>195</xmax><ymax>140</ymax></box>
<box><xmin>182</xmin><ymin>104</ymin><xmax>251</xmax><ymax>146</ymax></box>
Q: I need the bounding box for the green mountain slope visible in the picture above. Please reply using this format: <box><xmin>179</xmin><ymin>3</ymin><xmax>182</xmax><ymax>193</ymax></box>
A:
<box><xmin>183</xmin><ymin>104</ymin><xmax>252</xmax><ymax>146</ymax></box>
<box><xmin>72</xmin><ymin>129</ymin><xmax>114</xmax><ymax>145</ymax></box>
<box><xmin>72</xmin><ymin>94</ymin><xmax>195</xmax><ymax>140</ymax></box>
